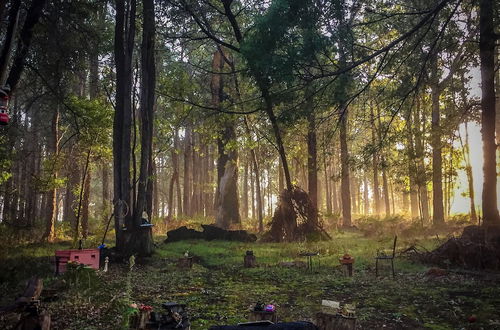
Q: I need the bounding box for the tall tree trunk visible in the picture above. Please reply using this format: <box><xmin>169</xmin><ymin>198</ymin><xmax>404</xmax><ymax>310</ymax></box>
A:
<box><xmin>363</xmin><ymin>172</ymin><xmax>369</xmax><ymax>215</ymax></box>
<box><xmin>407</xmin><ymin>117</ymin><xmax>420</xmax><ymax>218</ymax></box>
<box><xmin>183</xmin><ymin>125</ymin><xmax>192</xmax><ymax>217</ymax></box>
<box><xmin>242</xmin><ymin>158</ymin><xmax>249</xmax><ymax>219</ymax></box>
<box><xmin>382</xmin><ymin>163</ymin><xmax>390</xmax><ymax>216</ymax></box>
<box><xmin>215</xmin><ymin>124</ymin><xmax>241</xmax><ymax>228</ymax></box>
<box><xmin>415</xmin><ymin>100</ymin><xmax>430</xmax><ymax>224</ymax></box>
<box><xmin>168</xmin><ymin>129</ymin><xmax>180</xmax><ymax>220</ymax></box>
<box><xmin>430</xmin><ymin>52</ymin><xmax>445</xmax><ymax>226</ymax></box>
<box><xmin>43</xmin><ymin>107</ymin><xmax>59</xmax><ymax>241</ymax></box>
<box><xmin>340</xmin><ymin>110</ymin><xmax>351</xmax><ymax>227</ymax></box>
<box><xmin>131</xmin><ymin>0</ymin><xmax>156</xmax><ymax>256</ymax></box>
<box><xmin>307</xmin><ymin>109</ymin><xmax>318</xmax><ymax>211</ymax></box>
<box><xmin>211</xmin><ymin>50</ymin><xmax>241</xmax><ymax>228</ymax></box>
<box><xmin>82</xmin><ymin>169</ymin><xmax>91</xmax><ymax>239</ymax></box>
<box><xmin>324</xmin><ymin>155</ymin><xmax>332</xmax><ymax>214</ymax></box>
<box><xmin>460</xmin><ymin>123</ymin><xmax>477</xmax><ymax>222</ymax></box>
<box><xmin>332</xmin><ymin>158</ymin><xmax>339</xmax><ymax>214</ymax></box>
<box><xmin>250</xmin><ymin>161</ymin><xmax>255</xmax><ymax>219</ymax></box>
<box><xmin>113</xmin><ymin>0</ymin><xmax>135</xmax><ymax>251</ymax></box>
<box><xmin>101</xmin><ymin>164</ymin><xmax>110</xmax><ymax>220</ymax></box>
<box><xmin>371</xmin><ymin>105</ymin><xmax>380</xmax><ymax>215</ymax></box>
<box><xmin>479</xmin><ymin>0</ymin><xmax>500</xmax><ymax>225</ymax></box>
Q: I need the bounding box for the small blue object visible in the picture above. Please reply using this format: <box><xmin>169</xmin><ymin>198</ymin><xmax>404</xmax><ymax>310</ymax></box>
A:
<box><xmin>98</xmin><ymin>244</ymin><xmax>106</xmax><ymax>249</ymax></box>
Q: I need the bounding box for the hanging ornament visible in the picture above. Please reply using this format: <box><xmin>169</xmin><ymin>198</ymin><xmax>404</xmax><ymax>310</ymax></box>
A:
<box><xmin>0</xmin><ymin>86</ymin><xmax>11</xmax><ymax>125</ymax></box>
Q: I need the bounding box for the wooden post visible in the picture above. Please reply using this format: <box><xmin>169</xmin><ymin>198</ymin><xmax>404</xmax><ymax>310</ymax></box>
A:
<box><xmin>244</xmin><ymin>250</ymin><xmax>256</xmax><ymax>268</ymax></box>
<box><xmin>177</xmin><ymin>257</ymin><xmax>193</xmax><ymax>269</ymax></box>
<box><xmin>339</xmin><ymin>254</ymin><xmax>354</xmax><ymax>277</ymax></box>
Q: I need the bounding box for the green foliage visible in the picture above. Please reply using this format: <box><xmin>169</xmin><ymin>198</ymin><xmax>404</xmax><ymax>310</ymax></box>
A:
<box><xmin>66</xmin><ymin>96</ymin><xmax>113</xmax><ymax>153</ymax></box>
<box><xmin>63</xmin><ymin>261</ymin><xmax>100</xmax><ymax>291</ymax></box>
<box><xmin>241</xmin><ymin>0</ymin><xmax>326</xmax><ymax>85</ymax></box>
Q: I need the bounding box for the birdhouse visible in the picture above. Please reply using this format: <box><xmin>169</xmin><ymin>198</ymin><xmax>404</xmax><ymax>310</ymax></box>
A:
<box><xmin>0</xmin><ymin>89</ymin><xmax>9</xmax><ymax>126</ymax></box>
<box><xmin>339</xmin><ymin>253</ymin><xmax>355</xmax><ymax>277</ymax></box>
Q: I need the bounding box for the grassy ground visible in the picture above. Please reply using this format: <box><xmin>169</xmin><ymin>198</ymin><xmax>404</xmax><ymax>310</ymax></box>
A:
<box><xmin>1</xmin><ymin>231</ymin><xmax>499</xmax><ymax>329</ymax></box>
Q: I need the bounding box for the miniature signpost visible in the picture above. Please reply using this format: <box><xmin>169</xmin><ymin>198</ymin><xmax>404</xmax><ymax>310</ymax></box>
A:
<box><xmin>244</xmin><ymin>250</ymin><xmax>256</xmax><ymax>268</ymax></box>
<box><xmin>339</xmin><ymin>254</ymin><xmax>354</xmax><ymax>277</ymax></box>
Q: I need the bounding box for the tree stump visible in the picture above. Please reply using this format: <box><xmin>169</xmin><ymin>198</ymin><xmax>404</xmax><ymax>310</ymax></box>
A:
<box><xmin>244</xmin><ymin>251</ymin><xmax>256</xmax><ymax>268</ymax></box>
<box><xmin>339</xmin><ymin>254</ymin><xmax>354</xmax><ymax>277</ymax></box>
<box><xmin>177</xmin><ymin>257</ymin><xmax>193</xmax><ymax>269</ymax></box>
<box><xmin>249</xmin><ymin>311</ymin><xmax>277</xmax><ymax>323</ymax></box>
<box><xmin>315</xmin><ymin>312</ymin><xmax>356</xmax><ymax>330</ymax></box>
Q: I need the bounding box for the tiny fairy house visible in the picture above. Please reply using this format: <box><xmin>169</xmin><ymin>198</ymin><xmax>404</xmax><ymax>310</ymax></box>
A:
<box><xmin>55</xmin><ymin>249</ymin><xmax>100</xmax><ymax>274</ymax></box>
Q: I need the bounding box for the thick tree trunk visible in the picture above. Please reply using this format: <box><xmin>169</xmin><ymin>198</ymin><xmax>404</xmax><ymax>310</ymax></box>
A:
<box><xmin>415</xmin><ymin>98</ymin><xmax>430</xmax><ymax>223</ymax></box>
<box><xmin>210</xmin><ymin>50</ymin><xmax>241</xmax><ymax>228</ymax></box>
<box><xmin>479</xmin><ymin>0</ymin><xmax>500</xmax><ymax>225</ymax></box>
<box><xmin>113</xmin><ymin>0</ymin><xmax>136</xmax><ymax>251</ymax></box>
<box><xmin>130</xmin><ymin>0</ymin><xmax>156</xmax><ymax>256</ymax></box>
<box><xmin>215</xmin><ymin>124</ymin><xmax>241</xmax><ymax>228</ymax></box>
<box><xmin>340</xmin><ymin>110</ymin><xmax>352</xmax><ymax>227</ymax></box>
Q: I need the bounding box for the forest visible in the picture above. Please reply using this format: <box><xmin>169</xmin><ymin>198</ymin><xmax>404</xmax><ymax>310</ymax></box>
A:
<box><xmin>0</xmin><ymin>0</ymin><xmax>499</xmax><ymax>329</ymax></box>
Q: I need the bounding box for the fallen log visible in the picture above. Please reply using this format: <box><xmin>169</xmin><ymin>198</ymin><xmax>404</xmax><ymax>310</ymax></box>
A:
<box><xmin>0</xmin><ymin>277</ymin><xmax>43</xmax><ymax>314</ymax></box>
<box><xmin>0</xmin><ymin>277</ymin><xmax>51</xmax><ymax>330</ymax></box>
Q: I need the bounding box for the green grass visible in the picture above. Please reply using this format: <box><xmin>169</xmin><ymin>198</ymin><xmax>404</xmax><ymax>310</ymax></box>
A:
<box><xmin>1</xmin><ymin>232</ymin><xmax>499</xmax><ymax>329</ymax></box>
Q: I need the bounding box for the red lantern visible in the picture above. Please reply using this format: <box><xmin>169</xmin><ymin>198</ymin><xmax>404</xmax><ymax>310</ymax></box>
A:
<box><xmin>0</xmin><ymin>88</ymin><xmax>9</xmax><ymax>125</ymax></box>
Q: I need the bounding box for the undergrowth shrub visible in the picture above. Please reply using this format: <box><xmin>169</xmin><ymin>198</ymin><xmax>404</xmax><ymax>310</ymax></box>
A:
<box><xmin>356</xmin><ymin>214</ymin><xmax>407</xmax><ymax>237</ymax></box>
